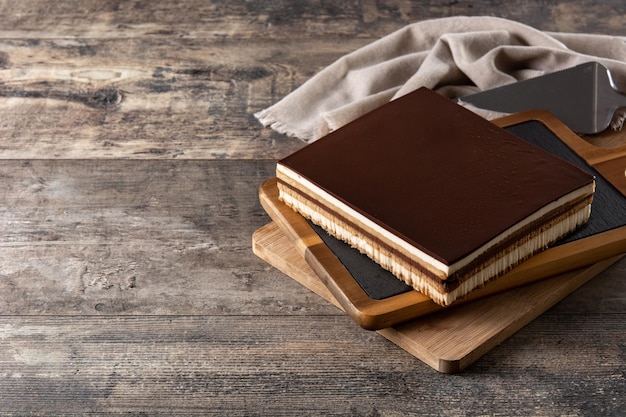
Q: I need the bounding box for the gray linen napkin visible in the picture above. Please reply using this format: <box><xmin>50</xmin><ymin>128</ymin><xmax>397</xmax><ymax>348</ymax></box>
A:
<box><xmin>255</xmin><ymin>16</ymin><xmax>626</xmax><ymax>142</ymax></box>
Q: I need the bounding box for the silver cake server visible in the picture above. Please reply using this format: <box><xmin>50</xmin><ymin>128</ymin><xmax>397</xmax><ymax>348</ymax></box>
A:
<box><xmin>458</xmin><ymin>61</ymin><xmax>626</xmax><ymax>134</ymax></box>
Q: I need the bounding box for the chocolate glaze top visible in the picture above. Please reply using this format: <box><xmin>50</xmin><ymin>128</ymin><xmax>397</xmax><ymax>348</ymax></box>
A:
<box><xmin>278</xmin><ymin>88</ymin><xmax>594</xmax><ymax>265</ymax></box>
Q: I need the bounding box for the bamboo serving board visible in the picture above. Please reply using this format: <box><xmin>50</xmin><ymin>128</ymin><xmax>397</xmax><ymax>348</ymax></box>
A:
<box><xmin>259</xmin><ymin>111</ymin><xmax>626</xmax><ymax>330</ymax></box>
<box><xmin>253</xmin><ymin>222</ymin><xmax>623</xmax><ymax>373</ymax></box>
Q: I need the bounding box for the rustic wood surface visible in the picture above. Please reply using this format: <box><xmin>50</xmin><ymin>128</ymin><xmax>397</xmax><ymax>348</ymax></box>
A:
<box><xmin>0</xmin><ymin>1</ymin><xmax>624</xmax><ymax>415</ymax></box>
<box><xmin>253</xmin><ymin>221</ymin><xmax>624</xmax><ymax>373</ymax></box>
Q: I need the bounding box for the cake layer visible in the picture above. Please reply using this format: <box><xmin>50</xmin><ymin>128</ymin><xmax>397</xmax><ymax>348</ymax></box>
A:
<box><xmin>277</xmin><ymin>177</ymin><xmax>592</xmax><ymax>305</ymax></box>
<box><xmin>276</xmin><ymin>87</ymin><xmax>595</xmax><ymax>305</ymax></box>
<box><xmin>276</xmin><ymin>166</ymin><xmax>594</xmax><ymax>279</ymax></box>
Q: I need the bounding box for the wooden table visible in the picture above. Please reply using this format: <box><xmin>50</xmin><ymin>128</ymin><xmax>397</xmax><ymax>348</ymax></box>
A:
<box><xmin>0</xmin><ymin>1</ymin><xmax>624</xmax><ymax>415</ymax></box>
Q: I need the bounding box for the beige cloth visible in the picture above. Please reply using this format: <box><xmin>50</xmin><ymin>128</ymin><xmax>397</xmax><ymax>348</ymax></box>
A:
<box><xmin>255</xmin><ymin>16</ymin><xmax>626</xmax><ymax>142</ymax></box>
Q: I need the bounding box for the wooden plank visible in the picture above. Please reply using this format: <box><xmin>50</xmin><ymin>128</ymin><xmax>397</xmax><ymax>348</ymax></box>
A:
<box><xmin>0</xmin><ymin>0</ymin><xmax>400</xmax><ymax>40</ymax></box>
<box><xmin>252</xmin><ymin>223</ymin><xmax>340</xmax><ymax>308</ymax></box>
<box><xmin>253</xmin><ymin>221</ymin><xmax>623</xmax><ymax>372</ymax></box>
<box><xmin>0</xmin><ymin>38</ymin><xmax>327</xmax><ymax>159</ymax></box>
<box><xmin>1</xmin><ymin>314</ymin><xmax>624</xmax><ymax>416</ymax></box>
<box><xmin>0</xmin><ymin>7</ymin><xmax>624</xmax><ymax>159</ymax></box>
<box><xmin>0</xmin><ymin>0</ymin><xmax>624</xmax><ymax>39</ymax></box>
<box><xmin>0</xmin><ymin>159</ymin><xmax>336</xmax><ymax>316</ymax></box>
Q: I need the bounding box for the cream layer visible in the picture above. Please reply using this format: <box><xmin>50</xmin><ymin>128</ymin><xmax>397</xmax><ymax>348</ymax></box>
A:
<box><xmin>278</xmin><ymin>175</ymin><xmax>591</xmax><ymax>305</ymax></box>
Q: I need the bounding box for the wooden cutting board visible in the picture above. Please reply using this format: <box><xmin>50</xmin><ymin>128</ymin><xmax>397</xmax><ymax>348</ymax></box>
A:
<box><xmin>253</xmin><ymin>222</ymin><xmax>623</xmax><ymax>373</ymax></box>
<box><xmin>259</xmin><ymin>111</ymin><xmax>626</xmax><ymax>330</ymax></box>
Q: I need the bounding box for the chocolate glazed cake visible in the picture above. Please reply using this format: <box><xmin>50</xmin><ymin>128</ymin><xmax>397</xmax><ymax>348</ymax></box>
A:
<box><xmin>276</xmin><ymin>87</ymin><xmax>595</xmax><ymax>306</ymax></box>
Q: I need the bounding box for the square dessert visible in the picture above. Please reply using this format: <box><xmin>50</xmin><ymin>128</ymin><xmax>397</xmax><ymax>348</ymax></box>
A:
<box><xmin>276</xmin><ymin>87</ymin><xmax>595</xmax><ymax>306</ymax></box>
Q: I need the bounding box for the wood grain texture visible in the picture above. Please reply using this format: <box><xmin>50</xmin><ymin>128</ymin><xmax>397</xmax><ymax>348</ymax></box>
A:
<box><xmin>0</xmin><ymin>0</ymin><xmax>624</xmax><ymax>415</ymax></box>
<box><xmin>1</xmin><ymin>314</ymin><xmax>625</xmax><ymax>416</ymax></box>
<box><xmin>0</xmin><ymin>37</ymin><xmax>314</xmax><ymax>159</ymax></box>
<box><xmin>253</xmin><ymin>220</ymin><xmax>623</xmax><ymax>372</ymax></box>
<box><xmin>0</xmin><ymin>159</ymin><xmax>344</xmax><ymax>316</ymax></box>
<box><xmin>253</xmin><ymin>223</ymin><xmax>341</xmax><ymax>307</ymax></box>
<box><xmin>0</xmin><ymin>0</ymin><xmax>624</xmax><ymax>39</ymax></box>
<box><xmin>0</xmin><ymin>1</ymin><xmax>624</xmax><ymax>159</ymax></box>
